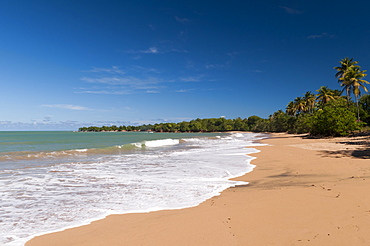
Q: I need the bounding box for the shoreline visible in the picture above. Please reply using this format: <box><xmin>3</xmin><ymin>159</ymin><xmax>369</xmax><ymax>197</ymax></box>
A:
<box><xmin>26</xmin><ymin>133</ymin><xmax>370</xmax><ymax>245</ymax></box>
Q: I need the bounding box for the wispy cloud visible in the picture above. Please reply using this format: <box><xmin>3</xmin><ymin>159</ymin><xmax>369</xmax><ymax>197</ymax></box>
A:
<box><xmin>175</xmin><ymin>16</ymin><xmax>190</xmax><ymax>23</ymax></box>
<box><xmin>125</xmin><ymin>45</ymin><xmax>187</xmax><ymax>55</ymax></box>
<box><xmin>205</xmin><ymin>64</ymin><xmax>226</xmax><ymax>69</ymax></box>
<box><xmin>145</xmin><ymin>90</ymin><xmax>159</xmax><ymax>94</ymax></box>
<box><xmin>175</xmin><ymin>89</ymin><xmax>194</xmax><ymax>93</ymax></box>
<box><xmin>180</xmin><ymin>76</ymin><xmax>203</xmax><ymax>82</ymax></box>
<box><xmin>41</xmin><ymin>104</ymin><xmax>91</xmax><ymax>110</ymax></box>
<box><xmin>79</xmin><ymin>66</ymin><xmax>166</xmax><ymax>94</ymax></box>
<box><xmin>307</xmin><ymin>32</ymin><xmax>334</xmax><ymax>39</ymax></box>
<box><xmin>80</xmin><ymin>76</ymin><xmax>162</xmax><ymax>86</ymax></box>
<box><xmin>86</xmin><ymin>66</ymin><xmax>125</xmax><ymax>74</ymax></box>
<box><xmin>126</xmin><ymin>46</ymin><xmax>160</xmax><ymax>54</ymax></box>
<box><xmin>279</xmin><ymin>6</ymin><xmax>303</xmax><ymax>14</ymax></box>
<box><xmin>80</xmin><ymin>89</ymin><xmax>132</xmax><ymax>95</ymax></box>
<box><xmin>130</xmin><ymin>66</ymin><xmax>160</xmax><ymax>73</ymax></box>
<box><xmin>80</xmin><ymin>65</ymin><xmax>205</xmax><ymax>95</ymax></box>
<box><xmin>250</xmin><ymin>69</ymin><xmax>263</xmax><ymax>73</ymax></box>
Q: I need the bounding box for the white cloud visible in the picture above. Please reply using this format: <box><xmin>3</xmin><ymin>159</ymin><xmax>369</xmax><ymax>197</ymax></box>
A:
<box><xmin>146</xmin><ymin>47</ymin><xmax>159</xmax><ymax>54</ymax></box>
<box><xmin>175</xmin><ymin>89</ymin><xmax>194</xmax><ymax>93</ymax></box>
<box><xmin>125</xmin><ymin>46</ymin><xmax>186</xmax><ymax>55</ymax></box>
<box><xmin>126</xmin><ymin>46</ymin><xmax>160</xmax><ymax>54</ymax></box>
<box><xmin>130</xmin><ymin>66</ymin><xmax>160</xmax><ymax>73</ymax></box>
<box><xmin>145</xmin><ymin>90</ymin><xmax>159</xmax><ymax>93</ymax></box>
<box><xmin>205</xmin><ymin>64</ymin><xmax>226</xmax><ymax>69</ymax></box>
<box><xmin>86</xmin><ymin>66</ymin><xmax>125</xmax><ymax>74</ymax></box>
<box><xmin>175</xmin><ymin>16</ymin><xmax>190</xmax><ymax>23</ymax></box>
<box><xmin>180</xmin><ymin>76</ymin><xmax>203</xmax><ymax>82</ymax></box>
<box><xmin>41</xmin><ymin>104</ymin><xmax>91</xmax><ymax>110</ymax></box>
<box><xmin>279</xmin><ymin>6</ymin><xmax>303</xmax><ymax>14</ymax></box>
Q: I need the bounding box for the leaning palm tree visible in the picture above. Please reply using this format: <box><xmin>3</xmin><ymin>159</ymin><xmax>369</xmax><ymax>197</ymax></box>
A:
<box><xmin>316</xmin><ymin>86</ymin><xmax>337</xmax><ymax>107</ymax></box>
<box><xmin>340</xmin><ymin>66</ymin><xmax>370</xmax><ymax>120</ymax></box>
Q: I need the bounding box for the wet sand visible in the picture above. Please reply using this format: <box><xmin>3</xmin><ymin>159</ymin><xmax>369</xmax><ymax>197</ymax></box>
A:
<box><xmin>26</xmin><ymin>132</ymin><xmax>370</xmax><ymax>245</ymax></box>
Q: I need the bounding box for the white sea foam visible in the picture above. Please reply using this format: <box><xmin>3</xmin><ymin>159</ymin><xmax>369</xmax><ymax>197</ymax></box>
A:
<box><xmin>74</xmin><ymin>149</ymin><xmax>88</xmax><ymax>152</ymax></box>
<box><xmin>0</xmin><ymin>132</ymin><xmax>267</xmax><ymax>246</ymax></box>
<box><xmin>132</xmin><ymin>138</ymin><xmax>180</xmax><ymax>148</ymax></box>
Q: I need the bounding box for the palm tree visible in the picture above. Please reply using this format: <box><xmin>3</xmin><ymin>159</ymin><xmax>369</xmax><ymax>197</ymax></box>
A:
<box><xmin>340</xmin><ymin>66</ymin><xmax>370</xmax><ymax>120</ymax></box>
<box><xmin>303</xmin><ymin>91</ymin><xmax>316</xmax><ymax>113</ymax></box>
<box><xmin>294</xmin><ymin>97</ymin><xmax>307</xmax><ymax>114</ymax></box>
<box><xmin>334</xmin><ymin>57</ymin><xmax>360</xmax><ymax>103</ymax></box>
<box><xmin>286</xmin><ymin>101</ymin><xmax>296</xmax><ymax>116</ymax></box>
<box><xmin>334</xmin><ymin>57</ymin><xmax>359</xmax><ymax>81</ymax></box>
<box><xmin>316</xmin><ymin>86</ymin><xmax>337</xmax><ymax>107</ymax></box>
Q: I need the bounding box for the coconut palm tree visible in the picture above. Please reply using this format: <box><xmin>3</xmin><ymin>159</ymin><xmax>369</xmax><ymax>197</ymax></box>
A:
<box><xmin>334</xmin><ymin>57</ymin><xmax>359</xmax><ymax>81</ymax></box>
<box><xmin>316</xmin><ymin>86</ymin><xmax>338</xmax><ymax>107</ymax></box>
<box><xmin>334</xmin><ymin>57</ymin><xmax>360</xmax><ymax>103</ymax></box>
<box><xmin>303</xmin><ymin>91</ymin><xmax>316</xmax><ymax>113</ymax></box>
<box><xmin>286</xmin><ymin>101</ymin><xmax>296</xmax><ymax>116</ymax></box>
<box><xmin>340</xmin><ymin>66</ymin><xmax>370</xmax><ymax>120</ymax></box>
<box><xmin>294</xmin><ymin>97</ymin><xmax>307</xmax><ymax>114</ymax></box>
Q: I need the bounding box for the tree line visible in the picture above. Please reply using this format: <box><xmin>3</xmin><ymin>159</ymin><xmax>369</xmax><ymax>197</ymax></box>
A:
<box><xmin>79</xmin><ymin>57</ymin><xmax>370</xmax><ymax>137</ymax></box>
<box><xmin>79</xmin><ymin>117</ymin><xmax>261</xmax><ymax>133</ymax></box>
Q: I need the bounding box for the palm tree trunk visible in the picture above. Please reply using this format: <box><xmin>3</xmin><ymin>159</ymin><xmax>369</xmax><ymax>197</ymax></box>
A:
<box><xmin>356</xmin><ymin>96</ymin><xmax>360</xmax><ymax>121</ymax></box>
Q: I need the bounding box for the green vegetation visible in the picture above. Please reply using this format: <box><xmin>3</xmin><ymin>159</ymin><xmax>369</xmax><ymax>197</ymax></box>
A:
<box><xmin>79</xmin><ymin>117</ymin><xmax>250</xmax><ymax>133</ymax></box>
<box><xmin>261</xmin><ymin>57</ymin><xmax>369</xmax><ymax>136</ymax></box>
<box><xmin>79</xmin><ymin>57</ymin><xmax>370</xmax><ymax>137</ymax></box>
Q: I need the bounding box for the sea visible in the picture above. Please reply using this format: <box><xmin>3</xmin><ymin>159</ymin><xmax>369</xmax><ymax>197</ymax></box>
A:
<box><xmin>0</xmin><ymin>131</ymin><xmax>267</xmax><ymax>246</ymax></box>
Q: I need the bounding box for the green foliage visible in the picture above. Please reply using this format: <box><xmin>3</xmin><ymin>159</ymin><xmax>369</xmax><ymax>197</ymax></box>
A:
<box><xmin>268</xmin><ymin>110</ymin><xmax>292</xmax><ymax>132</ymax></box>
<box><xmin>79</xmin><ymin>117</ymin><xmax>250</xmax><ymax>133</ymax></box>
<box><xmin>360</xmin><ymin>94</ymin><xmax>370</xmax><ymax>112</ymax></box>
<box><xmin>247</xmin><ymin>115</ymin><xmax>264</xmax><ymax>130</ymax></box>
<box><xmin>250</xmin><ymin>118</ymin><xmax>270</xmax><ymax>132</ymax></box>
<box><xmin>309</xmin><ymin>106</ymin><xmax>362</xmax><ymax>137</ymax></box>
<box><xmin>316</xmin><ymin>86</ymin><xmax>341</xmax><ymax>108</ymax></box>
<box><xmin>359</xmin><ymin>94</ymin><xmax>370</xmax><ymax>125</ymax></box>
<box><xmin>288</xmin><ymin>114</ymin><xmax>312</xmax><ymax>134</ymax></box>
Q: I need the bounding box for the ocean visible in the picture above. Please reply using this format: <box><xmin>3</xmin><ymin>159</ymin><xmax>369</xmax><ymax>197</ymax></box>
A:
<box><xmin>0</xmin><ymin>131</ymin><xmax>267</xmax><ymax>246</ymax></box>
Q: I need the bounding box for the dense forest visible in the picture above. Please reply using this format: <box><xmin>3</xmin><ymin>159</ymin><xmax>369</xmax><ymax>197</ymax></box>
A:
<box><xmin>79</xmin><ymin>58</ymin><xmax>370</xmax><ymax>137</ymax></box>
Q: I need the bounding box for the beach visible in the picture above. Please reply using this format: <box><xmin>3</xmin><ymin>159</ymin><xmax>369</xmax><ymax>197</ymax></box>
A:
<box><xmin>26</xmin><ymin>132</ymin><xmax>370</xmax><ymax>246</ymax></box>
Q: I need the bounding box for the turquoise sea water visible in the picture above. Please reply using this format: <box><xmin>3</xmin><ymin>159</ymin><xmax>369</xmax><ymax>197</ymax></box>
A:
<box><xmin>0</xmin><ymin>131</ymin><xmax>222</xmax><ymax>156</ymax></box>
<box><xmin>0</xmin><ymin>131</ymin><xmax>266</xmax><ymax>246</ymax></box>
<box><xmin>0</xmin><ymin>131</ymin><xmax>223</xmax><ymax>169</ymax></box>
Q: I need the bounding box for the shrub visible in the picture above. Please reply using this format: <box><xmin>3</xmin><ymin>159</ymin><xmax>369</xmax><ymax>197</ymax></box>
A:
<box><xmin>309</xmin><ymin>106</ymin><xmax>363</xmax><ymax>137</ymax></box>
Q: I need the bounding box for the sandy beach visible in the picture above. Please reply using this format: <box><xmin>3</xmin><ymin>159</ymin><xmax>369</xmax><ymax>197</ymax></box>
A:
<box><xmin>26</xmin><ymin>132</ymin><xmax>370</xmax><ymax>246</ymax></box>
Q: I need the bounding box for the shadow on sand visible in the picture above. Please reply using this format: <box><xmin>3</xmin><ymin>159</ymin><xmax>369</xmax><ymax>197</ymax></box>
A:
<box><xmin>319</xmin><ymin>132</ymin><xmax>370</xmax><ymax>159</ymax></box>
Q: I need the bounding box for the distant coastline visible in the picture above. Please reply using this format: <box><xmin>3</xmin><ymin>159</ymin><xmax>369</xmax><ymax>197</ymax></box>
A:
<box><xmin>78</xmin><ymin>117</ymin><xmax>252</xmax><ymax>133</ymax></box>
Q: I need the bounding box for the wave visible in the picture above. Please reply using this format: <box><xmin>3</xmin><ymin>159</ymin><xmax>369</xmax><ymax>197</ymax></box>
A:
<box><xmin>131</xmin><ymin>138</ymin><xmax>181</xmax><ymax>148</ymax></box>
<box><xmin>0</xmin><ymin>138</ymin><xmax>184</xmax><ymax>163</ymax></box>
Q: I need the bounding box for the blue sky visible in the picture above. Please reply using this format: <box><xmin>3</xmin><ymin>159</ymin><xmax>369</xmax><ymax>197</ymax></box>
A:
<box><xmin>1</xmin><ymin>0</ymin><xmax>370</xmax><ymax>130</ymax></box>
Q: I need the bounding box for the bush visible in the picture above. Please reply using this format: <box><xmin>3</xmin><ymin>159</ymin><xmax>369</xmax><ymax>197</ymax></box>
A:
<box><xmin>288</xmin><ymin>114</ymin><xmax>312</xmax><ymax>134</ymax></box>
<box><xmin>309</xmin><ymin>106</ymin><xmax>363</xmax><ymax>137</ymax></box>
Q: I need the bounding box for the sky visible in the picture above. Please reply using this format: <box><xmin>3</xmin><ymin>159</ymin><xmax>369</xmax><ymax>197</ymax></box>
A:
<box><xmin>1</xmin><ymin>0</ymin><xmax>370</xmax><ymax>130</ymax></box>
